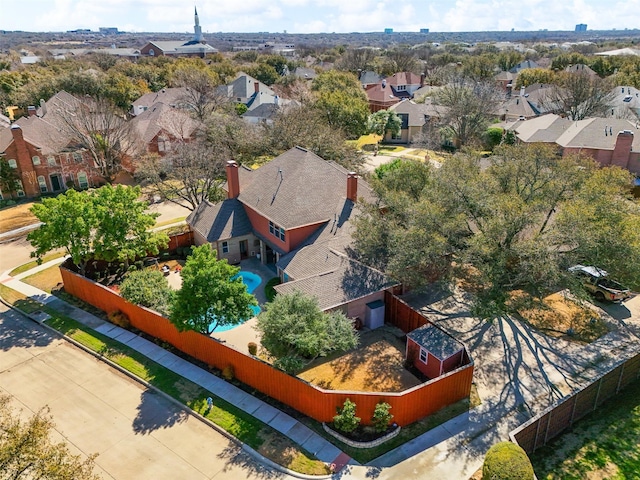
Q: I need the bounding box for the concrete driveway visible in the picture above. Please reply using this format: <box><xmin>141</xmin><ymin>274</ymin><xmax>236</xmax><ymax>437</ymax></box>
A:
<box><xmin>0</xmin><ymin>304</ymin><xmax>285</xmax><ymax>480</ymax></box>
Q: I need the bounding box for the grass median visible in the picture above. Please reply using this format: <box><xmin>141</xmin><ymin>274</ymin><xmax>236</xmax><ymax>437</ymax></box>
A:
<box><xmin>0</xmin><ymin>284</ymin><xmax>329</xmax><ymax>475</ymax></box>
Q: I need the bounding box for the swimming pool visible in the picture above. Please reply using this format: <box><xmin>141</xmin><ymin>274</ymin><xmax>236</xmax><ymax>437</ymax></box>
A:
<box><xmin>211</xmin><ymin>271</ymin><xmax>262</xmax><ymax>333</ymax></box>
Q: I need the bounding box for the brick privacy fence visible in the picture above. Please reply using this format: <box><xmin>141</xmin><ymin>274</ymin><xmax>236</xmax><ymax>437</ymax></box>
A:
<box><xmin>510</xmin><ymin>352</ymin><xmax>640</xmax><ymax>455</ymax></box>
<box><xmin>60</xmin><ymin>262</ymin><xmax>474</xmax><ymax>426</ymax></box>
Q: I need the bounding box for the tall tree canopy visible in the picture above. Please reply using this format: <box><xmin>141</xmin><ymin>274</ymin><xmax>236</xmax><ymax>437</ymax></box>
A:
<box><xmin>367</xmin><ymin>109</ymin><xmax>402</xmax><ymax>138</ymax></box>
<box><xmin>311</xmin><ymin>70</ymin><xmax>370</xmax><ymax>139</ymax></box>
<box><xmin>28</xmin><ymin>185</ymin><xmax>167</xmax><ymax>275</ymax></box>
<box><xmin>170</xmin><ymin>244</ymin><xmax>257</xmax><ymax>334</ymax></box>
<box><xmin>353</xmin><ymin>144</ymin><xmax>640</xmax><ymax>315</ymax></box>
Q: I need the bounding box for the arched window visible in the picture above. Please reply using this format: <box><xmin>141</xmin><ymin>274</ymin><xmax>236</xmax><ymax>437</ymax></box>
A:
<box><xmin>149</xmin><ymin>48</ymin><xmax>155</xmax><ymax>56</ymax></box>
<box><xmin>37</xmin><ymin>175</ymin><xmax>47</xmax><ymax>193</ymax></box>
<box><xmin>7</xmin><ymin>159</ymin><xmax>17</xmax><ymax>168</ymax></box>
<box><xmin>77</xmin><ymin>171</ymin><xmax>89</xmax><ymax>189</ymax></box>
<box><xmin>16</xmin><ymin>180</ymin><xmax>25</xmax><ymax>197</ymax></box>
<box><xmin>32</xmin><ymin>156</ymin><xmax>41</xmax><ymax>165</ymax></box>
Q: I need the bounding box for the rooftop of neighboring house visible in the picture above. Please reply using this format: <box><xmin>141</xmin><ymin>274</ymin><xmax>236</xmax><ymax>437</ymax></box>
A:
<box><xmin>595</xmin><ymin>47</ymin><xmax>640</xmax><ymax>56</ymax></box>
<box><xmin>384</xmin><ymin>71</ymin><xmax>423</xmax><ymax>87</ymax></box>
<box><xmin>564</xmin><ymin>63</ymin><xmax>598</xmax><ymax>76</ymax></box>
<box><xmin>241</xmin><ymin>103</ymin><xmax>279</xmax><ymax>121</ymax></box>
<box><xmin>506</xmin><ymin>113</ymin><xmax>640</xmax><ymax>150</ymax></box>
<box><xmin>499</xmin><ymin>95</ymin><xmax>539</xmax><ymax>119</ymax></box>
<box><xmin>509</xmin><ymin>59</ymin><xmax>539</xmax><ymax>73</ymax></box>
<box><xmin>407</xmin><ymin>324</ymin><xmax>465</xmax><ymax>360</ymax></box>
<box><xmin>274</xmin><ymin>249</ymin><xmax>397</xmax><ymax>311</ymax></box>
<box><xmin>609</xmin><ymin>86</ymin><xmax>640</xmax><ymax>119</ymax></box>
<box><xmin>359</xmin><ymin>70</ymin><xmax>383</xmax><ymax>87</ymax></box>
<box><xmin>494</xmin><ymin>70</ymin><xmax>517</xmax><ymax>82</ymax></box>
<box><xmin>365</xmin><ymin>82</ymin><xmax>401</xmax><ymax>105</ymax></box>
<box><xmin>0</xmin><ymin>113</ymin><xmax>10</xmax><ymax>129</ymax></box>
<box><xmin>131</xmin><ymin>87</ymin><xmax>189</xmax><ymax>114</ymax></box>
<box><xmin>130</xmin><ymin>102</ymin><xmax>201</xmax><ymax>147</ymax></box>
<box><xmin>237</xmin><ymin>146</ymin><xmax>375</xmax><ymax>230</ymax></box>
<box><xmin>144</xmin><ymin>40</ymin><xmax>218</xmax><ymax>55</ymax></box>
<box><xmin>389</xmin><ymin>99</ymin><xmax>442</xmax><ymax>126</ymax></box>
<box><xmin>220</xmin><ymin>72</ymin><xmax>276</xmax><ymax>100</ymax></box>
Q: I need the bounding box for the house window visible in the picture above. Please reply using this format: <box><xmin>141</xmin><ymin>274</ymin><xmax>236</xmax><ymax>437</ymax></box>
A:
<box><xmin>37</xmin><ymin>175</ymin><xmax>47</xmax><ymax>193</ymax></box>
<box><xmin>73</xmin><ymin>152</ymin><xmax>83</xmax><ymax>163</ymax></box>
<box><xmin>47</xmin><ymin>156</ymin><xmax>56</xmax><ymax>166</ymax></box>
<box><xmin>77</xmin><ymin>171</ymin><xmax>89</xmax><ymax>189</ymax></box>
<box><xmin>419</xmin><ymin>348</ymin><xmax>428</xmax><ymax>364</ymax></box>
<box><xmin>32</xmin><ymin>156</ymin><xmax>41</xmax><ymax>165</ymax></box>
<box><xmin>8</xmin><ymin>159</ymin><xmax>17</xmax><ymax>169</ymax></box>
<box><xmin>397</xmin><ymin>85</ymin><xmax>406</xmax><ymax>91</ymax></box>
<box><xmin>268</xmin><ymin>221</ymin><xmax>285</xmax><ymax>242</ymax></box>
<box><xmin>221</xmin><ymin>241</ymin><xmax>229</xmax><ymax>254</ymax></box>
<box><xmin>16</xmin><ymin>180</ymin><xmax>25</xmax><ymax>197</ymax></box>
<box><xmin>149</xmin><ymin>48</ymin><xmax>155</xmax><ymax>56</ymax></box>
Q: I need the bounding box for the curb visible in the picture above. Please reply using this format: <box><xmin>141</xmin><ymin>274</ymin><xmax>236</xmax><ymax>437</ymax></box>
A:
<box><xmin>0</xmin><ymin>294</ymin><xmax>332</xmax><ymax>480</ymax></box>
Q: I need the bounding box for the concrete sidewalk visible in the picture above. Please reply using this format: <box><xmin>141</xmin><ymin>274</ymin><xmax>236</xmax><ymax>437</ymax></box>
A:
<box><xmin>0</xmin><ymin>268</ymin><xmax>353</xmax><ymax>472</ymax></box>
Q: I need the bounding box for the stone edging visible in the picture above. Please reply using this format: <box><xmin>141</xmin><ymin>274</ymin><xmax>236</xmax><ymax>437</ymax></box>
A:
<box><xmin>322</xmin><ymin>422</ymin><xmax>401</xmax><ymax>448</ymax></box>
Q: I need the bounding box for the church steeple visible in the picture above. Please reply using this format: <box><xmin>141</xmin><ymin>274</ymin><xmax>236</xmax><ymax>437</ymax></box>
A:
<box><xmin>193</xmin><ymin>6</ymin><xmax>203</xmax><ymax>43</ymax></box>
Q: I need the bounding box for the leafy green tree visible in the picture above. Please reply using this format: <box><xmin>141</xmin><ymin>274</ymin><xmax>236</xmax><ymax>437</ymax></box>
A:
<box><xmin>482</xmin><ymin>442</ymin><xmax>534</xmax><ymax>480</ymax></box>
<box><xmin>514</xmin><ymin>68</ymin><xmax>557</xmax><ymax>89</ymax></box>
<box><xmin>120</xmin><ymin>269</ymin><xmax>174</xmax><ymax>317</ymax></box>
<box><xmin>255</xmin><ymin>290</ymin><xmax>359</xmax><ymax>373</ymax></box>
<box><xmin>28</xmin><ymin>186</ymin><xmax>167</xmax><ymax>276</ymax></box>
<box><xmin>333</xmin><ymin>399</ymin><xmax>361</xmax><ymax>434</ymax></box>
<box><xmin>311</xmin><ymin>70</ymin><xmax>370</xmax><ymax>139</ymax></box>
<box><xmin>367</xmin><ymin>110</ymin><xmax>402</xmax><ymax>139</ymax></box>
<box><xmin>170</xmin><ymin>244</ymin><xmax>257</xmax><ymax>334</ymax></box>
<box><xmin>0</xmin><ymin>394</ymin><xmax>101</xmax><ymax>480</ymax></box>
<box><xmin>497</xmin><ymin>50</ymin><xmax>524</xmax><ymax>72</ymax></box>
<box><xmin>244</xmin><ymin>63</ymin><xmax>279</xmax><ymax>86</ymax></box>
<box><xmin>372</xmin><ymin>402</ymin><xmax>394</xmax><ymax>433</ymax></box>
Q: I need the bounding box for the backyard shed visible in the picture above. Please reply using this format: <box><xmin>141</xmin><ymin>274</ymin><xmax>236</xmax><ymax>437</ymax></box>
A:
<box><xmin>406</xmin><ymin>324</ymin><xmax>465</xmax><ymax>379</ymax></box>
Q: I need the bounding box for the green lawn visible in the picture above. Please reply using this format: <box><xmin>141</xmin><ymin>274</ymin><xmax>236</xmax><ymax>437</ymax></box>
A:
<box><xmin>530</xmin><ymin>379</ymin><xmax>640</xmax><ymax>479</ymax></box>
<box><xmin>9</xmin><ymin>251</ymin><xmax>66</xmax><ymax>276</ymax></box>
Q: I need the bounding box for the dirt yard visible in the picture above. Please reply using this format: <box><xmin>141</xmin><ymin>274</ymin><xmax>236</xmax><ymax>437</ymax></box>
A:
<box><xmin>298</xmin><ymin>328</ymin><xmax>422</xmax><ymax>392</ymax></box>
<box><xmin>21</xmin><ymin>266</ymin><xmax>63</xmax><ymax>293</ymax></box>
<box><xmin>515</xmin><ymin>291</ymin><xmax>607</xmax><ymax>343</ymax></box>
<box><xmin>0</xmin><ymin>202</ymin><xmax>37</xmax><ymax>233</ymax></box>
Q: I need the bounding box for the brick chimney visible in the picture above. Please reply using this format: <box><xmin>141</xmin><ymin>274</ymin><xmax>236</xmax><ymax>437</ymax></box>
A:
<box><xmin>10</xmin><ymin>125</ymin><xmax>30</xmax><ymax>166</ymax></box>
<box><xmin>347</xmin><ymin>172</ymin><xmax>358</xmax><ymax>202</ymax></box>
<box><xmin>611</xmin><ymin>130</ymin><xmax>634</xmax><ymax>169</ymax></box>
<box><xmin>226</xmin><ymin>160</ymin><xmax>240</xmax><ymax>198</ymax></box>
<box><xmin>27</xmin><ymin>106</ymin><xmax>36</xmax><ymax>117</ymax></box>
<box><xmin>254</xmin><ymin>81</ymin><xmax>260</xmax><ymax>94</ymax></box>
<box><xmin>420</xmin><ymin>73</ymin><xmax>425</xmax><ymax>87</ymax></box>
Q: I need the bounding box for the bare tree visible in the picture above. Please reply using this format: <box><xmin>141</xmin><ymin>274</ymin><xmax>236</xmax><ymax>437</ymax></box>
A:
<box><xmin>432</xmin><ymin>75</ymin><xmax>501</xmax><ymax>148</ymax></box>
<box><xmin>135</xmin><ymin>133</ymin><xmax>226</xmax><ymax>211</ymax></box>
<box><xmin>55</xmin><ymin>96</ymin><xmax>137</xmax><ymax>183</ymax></box>
<box><xmin>540</xmin><ymin>71</ymin><xmax>615</xmax><ymax>120</ymax></box>
<box><xmin>172</xmin><ymin>68</ymin><xmax>230</xmax><ymax>121</ymax></box>
<box><xmin>383</xmin><ymin>49</ymin><xmax>420</xmax><ymax>74</ymax></box>
<box><xmin>335</xmin><ymin>47</ymin><xmax>378</xmax><ymax>74</ymax></box>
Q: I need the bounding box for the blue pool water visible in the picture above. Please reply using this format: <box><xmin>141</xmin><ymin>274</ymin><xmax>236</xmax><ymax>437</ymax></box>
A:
<box><xmin>211</xmin><ymin>271</ymin><xmax>262</xmax><ymax>333</ymax></box>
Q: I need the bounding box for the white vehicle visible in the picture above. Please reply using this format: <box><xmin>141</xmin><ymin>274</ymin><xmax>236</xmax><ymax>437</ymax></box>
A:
<box><xmin>569</xmin><ymin>265</ymin><xmax>632</xmax><ymax>302</ymax></box>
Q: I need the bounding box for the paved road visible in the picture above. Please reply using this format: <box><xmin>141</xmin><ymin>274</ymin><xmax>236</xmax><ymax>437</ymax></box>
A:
<box><xmin>0</xmin><ymin>303</ymin><xmax>288</xmax><ymax>480</ymax></box>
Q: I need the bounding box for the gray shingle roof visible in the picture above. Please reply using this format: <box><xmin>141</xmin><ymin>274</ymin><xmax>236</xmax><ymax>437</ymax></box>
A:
<box><xmin>186</xmin><ymin>198</ymin><xmax>253</xmax><ymax>242</ymax></box>
<box><xmin>555</xmin><ymin>117</ymin><xmax>640</xmax><ymax>150</ymax></box>
<box><xmin>132</xmin><ymin>87</ymin><xmax>189</xmax><ymax>111</ymax></box>
<box><xmin>237</xmin><ymin>146</ymin><xmax>375</xmax><ymax>229</ymax></box>
<box><xmin>389</xmin><ymin>99</ymin><xmax>441</xmax><ymax>126</ymax></box>
<box><xmin>407</xmin><ymin>324</ymin><xmax>464</xmax><ymax>360</ymax></box>
<box><xmin>274</xmin><ymin>251</ymin><xmax>398</xmax><ymax>311</ymax></box>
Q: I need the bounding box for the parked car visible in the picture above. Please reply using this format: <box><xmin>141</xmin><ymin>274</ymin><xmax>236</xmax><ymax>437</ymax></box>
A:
<box><xmin>568</xmin><ymin>265</ymin><xmax>632</xmax><ymax>302</ymax></box>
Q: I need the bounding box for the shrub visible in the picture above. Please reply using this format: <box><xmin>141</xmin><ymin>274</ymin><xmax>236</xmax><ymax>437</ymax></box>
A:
<box><xmin>482</xmin><ymin>442</ymin><xmax>534</xmax><ymax>480</ymax></box>
<box><xmin>119</xmin><ymin>269</ymin><xmax>173</xmax><ymax>317</ymax></box>
<box><xmin>248</xmin><ymin>342</ymin><xmax>258</xmax><ymax>355</ymax></box>
<box><xmin>372</xmin><ymin>402</ymin><xmax>393</xmax><ymax>433</ymax></box>
<box><xmin>222</xmin><ymin>365</ymin><xmax>234</xmax><ymax>381</ymax></box>
<box><xmin>333</xmin><ymin>399</ymin><xmax>360</xmax><ymax>434</ymax></box>
<box><xmin>107</xmin><ymin>310</ymin><xmax>130</xmax><ymax>329</ymax></box>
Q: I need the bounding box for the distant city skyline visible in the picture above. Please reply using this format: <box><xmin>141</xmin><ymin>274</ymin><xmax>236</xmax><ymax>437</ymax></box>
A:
<box><xmin>2</xmin><ymin>0</ymin><xmax>640</xmax><ymax>35</ymax></box>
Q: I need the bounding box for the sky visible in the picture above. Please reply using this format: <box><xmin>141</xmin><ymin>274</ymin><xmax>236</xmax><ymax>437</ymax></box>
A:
<box><xmin>2</xmin><ymin>0</ymin><xmax>640</xmax><ymax>34</ymax></box>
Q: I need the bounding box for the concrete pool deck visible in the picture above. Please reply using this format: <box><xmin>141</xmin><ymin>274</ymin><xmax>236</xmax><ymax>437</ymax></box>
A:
<box><xmin>209</xmin><ymin>258</ymin><xmax>278</xmax><ymax>351</ymax></box>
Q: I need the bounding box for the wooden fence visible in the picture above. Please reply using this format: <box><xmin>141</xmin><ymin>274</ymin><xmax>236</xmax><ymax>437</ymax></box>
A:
<box><xmin>60</xmin><ymin>263</ymin><xmax>474</xmax><ymax>426</ymax></box>
<box><xmin>510</xmin><ymin>352</ymin><xmax>640</xmax><ymax>455</ymax></box>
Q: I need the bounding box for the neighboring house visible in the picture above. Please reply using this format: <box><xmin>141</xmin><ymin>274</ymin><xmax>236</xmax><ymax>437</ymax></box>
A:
<box><xmin>406</xmin><ymin>324</ymin><xmax>466</xmax><ymax>379</ymax></box>
<box><xmin>293</xmin><ymin>67</ymin><xmax>317</xmax><ymax>81</ymax></box>
<box><xmin>241</xmin><ymin>103</ymin><xmax>279</xmax><ymax>125</ymax></box>
<box><xmin>359</xmin><ymin>70</ymin><xmax>384</xmax><ymax>89</ymax></box>
<box><xmin>607</xmin><ymin>86</ymin><xmax>640</xmax><ymax>121</ymax></box>
<box><xmin>365</xmin><ymin>81</ymin><xmax>401</xmax><ymax>112</ymax></box>
<box><xmin>384</xmin><ymin>72</ymin><xmax>425</xmax><ymax>99</ymax></box>
<box><xmin>564</xmin><ymin>63</ymin><xmax>598</xmax><ymax>77</ymax></box>
<box><xmin>218</xmin><ymin>72</ymin><xmax>281</xmax><ymax>112</ymax></box>
<box><xmin>385</xmin><ymin>99</ymin><xmax>441</xmax><ymax>144</ymax></box>
<box><xmin>509</xmin><ymin>60</ymin><xmax>539</xmax><ymax>74</ymax></box>
<box><xmin>0</xmin><ymin>92</ymin><xmax>104</xmax><ymax>199</ymax></box>
<box><xmin>499</xmin><ymin>87</ymin><xmax>540</xmax><ymax>122</ymax></box>
<box><xmin>495</xmin><ymin>70</ymin><xmax>517</xmax><ymax>93</ymax></box>
<box><xmin>522</xmin><ymin>83</ymin><xmax>557</xmax><ymax>115</ymax></box>
<box><xmin>506</xmin><ymin>114</ymin><xmax>640</xmax><ymax>174</ymax></box>
<box><xmin>365</xmin><ymin>72</ymin><xmax>425</xmax><ymax>112</ymax></box>
<box><xmin>131</xmin><ymin>87</ymin><xmax>190</xmax><ymax>116</ymax></box>
<box><xmin>140</xmin><ymin>8</ymin><xmax>218</xmax><ymax>58</ymax></box>
<box><xmin>0</xmin><ymin>113</ymin><xmax>10</xmax><ymax>129</ymax></box>
<box><xmin>595</xmin><ymin>48</ymin><xmax>640</xmax><ymax>57</ymax></box>
<box><xmin>130</xmin><ymin>102</ymin><xmax>200</xmax><ymax>156</ymax></box>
